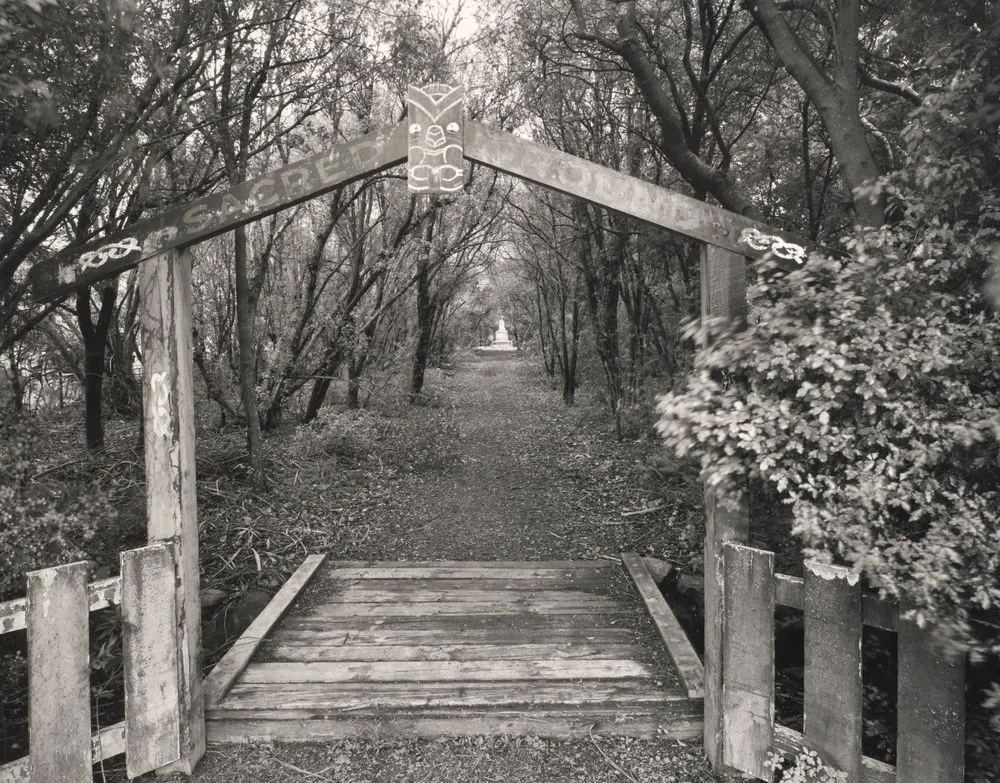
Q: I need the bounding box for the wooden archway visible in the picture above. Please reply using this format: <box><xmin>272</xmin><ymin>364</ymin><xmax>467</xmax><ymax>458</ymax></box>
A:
<box><xmin>29</xmin><ymin>83</ymin><xmax>812</xmax><ymax>773</ymax></box>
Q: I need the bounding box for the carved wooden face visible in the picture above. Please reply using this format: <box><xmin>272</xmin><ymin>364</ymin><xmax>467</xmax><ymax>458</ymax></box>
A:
<box><xmin>406</xmin><ymin>84</ymin><xmax>464</xmax><ymax>193</ymax></box>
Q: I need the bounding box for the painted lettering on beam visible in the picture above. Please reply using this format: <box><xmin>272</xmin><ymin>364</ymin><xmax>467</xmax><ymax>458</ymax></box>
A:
<box><xmin>31</xmin><ymin>123</ymin><xmax>407</xmax><ymax>302</ymax></box>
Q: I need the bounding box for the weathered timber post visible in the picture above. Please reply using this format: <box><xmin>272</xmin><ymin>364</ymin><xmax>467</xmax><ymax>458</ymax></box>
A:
<box><xmin>700</xmin><ymin>244</ymin><xmax>751</xmax><ymax>770</ymax></box>
<box><xmin>139</xmin><ymin>247</ymin><xmax>205</xmax><ymax>772</ymax></box>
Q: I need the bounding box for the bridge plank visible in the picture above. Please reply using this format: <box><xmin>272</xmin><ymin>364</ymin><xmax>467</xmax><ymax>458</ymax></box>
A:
<box><xmin>258</xmin><ymin>642</ymin><xmax>640</xmax><ymax>663</ymax></box>
<box><xmin>241</xmin><ymin>659</ymin><xmax>655</xmax><ymax>684</ymax></box>
<box><xmin>220</xmin><ymin>680</ymin><xmax>680</xmax><ymax>710</ymax></box>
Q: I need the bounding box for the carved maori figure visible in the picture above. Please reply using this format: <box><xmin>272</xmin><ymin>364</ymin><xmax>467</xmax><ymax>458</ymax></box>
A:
<box><xmin>406</xmin><ymin>84</ymin><xmax>464</xmax><ymax>193</ymax></box>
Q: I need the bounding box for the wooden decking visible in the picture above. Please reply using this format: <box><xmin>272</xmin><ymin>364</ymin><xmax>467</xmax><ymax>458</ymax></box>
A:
<box><xmin>203</xmin><ymin>555</ymin><xmax>704</xmax><ymax>742</ymax></box>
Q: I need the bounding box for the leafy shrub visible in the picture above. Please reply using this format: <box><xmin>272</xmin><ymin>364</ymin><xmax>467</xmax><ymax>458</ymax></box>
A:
<box><xmin>0</xmin><ymin>412</ymin><xmax>109</xmax><ymax>600</ymax></box>
<box><xmin>656</xmin><ymin>26</ymin><xmax>999</xmax><ymax>662</ymax></box>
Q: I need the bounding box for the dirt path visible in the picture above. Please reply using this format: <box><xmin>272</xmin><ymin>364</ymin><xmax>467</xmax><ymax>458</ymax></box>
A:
<box><xmin>333</xmin><ymin>355</ymin><xmax>678</xmax><ymax>563</ymax></box>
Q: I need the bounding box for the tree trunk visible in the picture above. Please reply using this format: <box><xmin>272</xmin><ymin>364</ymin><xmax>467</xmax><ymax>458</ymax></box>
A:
<box><xmin>410</xmin><ymin>267</ymin><xmax>434</xmax><ymax>402</ymax></box>
<box><xmin>76</xmin><ymin>285</ymin><xmax>116</xmax><ymax>452</ymax></box>
<box><xmin>6</xmin><ymin>347</ymin><xmax>23</xmax><ymax>411</ymax></box>
<box><xmin>301</xmin><ymin>346</ymin><xmax>344</xmax><ymax>424</ymax></box>
<box><xmin>233</xmin><ymin>224</ymin><xmax>265</xmax><ymax>484</ymax></box>
<box><xmin>749</xmin><ymin>0</ymin><xmax>887</xmax><ymax>226</ymax></box>
<box><xmin>410</xmin><ymin>217</ymin><xmax>438</xmax><ymax>403</ymax></box>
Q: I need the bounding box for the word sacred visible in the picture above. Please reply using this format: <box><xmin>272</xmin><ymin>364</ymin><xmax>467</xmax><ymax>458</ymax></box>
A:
<box><xmin>46</xmin><ymin>127</ymin><xmax>403</xmax><ymax>294</ymax></box>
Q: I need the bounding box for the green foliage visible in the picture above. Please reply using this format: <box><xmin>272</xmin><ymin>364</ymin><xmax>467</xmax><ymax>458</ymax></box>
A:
<box><xmin>656</xmin><ymin>24</ymin><xmax>1000</xmax><ymax>659</ymax></box>
<box><xmin>766</xmin><ymin>748</ymin><xmax>847</xmax><ymax>783</ymax></box>
<box><xmin>0</xmin><ymin>412</ymin><xmax>109</xmax><ymax>600</ymax></box>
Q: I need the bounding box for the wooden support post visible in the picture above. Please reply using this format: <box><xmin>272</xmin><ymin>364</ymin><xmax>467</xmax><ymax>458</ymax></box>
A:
<box><xmin>896</xmin><ymin>616</ymin><xmax>965</xmax><ymax>783</ymax></box>
<box><xmin>27</xmin><ymin>561</ymin><xmax>92</xmax><ymax>783</ymax></box>
<box><xmin>803</xmin><ymin>561</ymin><xmax>863</xmax><ymax>781</ymax></box>
<box><xmin>122</xmin><ymin>544</ymin><xmax>182</xmax><ymax>777</ymax></box>
<box><xmin>700</xmin><ymin>244</ymin><xmax>750</xmax><ymax>769</ymax></box>
<box><xmin>722</xmin><ymin>544</ymin><xmax>775</xmax><ymax>780</ymax></box>
<box><xmin>140</xmin><ymin>247</ymin><xmax>205</xmax><ymax>773</ymax></box>
<box><xmin>700</xmin><ymin>243</ymin><xmax>747</xmax><ymax>334</ymax></box>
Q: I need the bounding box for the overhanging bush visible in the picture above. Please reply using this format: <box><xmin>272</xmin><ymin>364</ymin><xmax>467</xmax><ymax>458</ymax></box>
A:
<box><xmin>656</xmin><ymin>26</ymin><xmax>1000</xmax><ymax>662</ymax></box>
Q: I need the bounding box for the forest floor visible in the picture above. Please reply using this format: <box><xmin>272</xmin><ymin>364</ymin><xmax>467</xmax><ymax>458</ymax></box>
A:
<box><xmin>165</xmin><ymin>354</ymin><xmax>728</xmax><ymax>783</ymax></box>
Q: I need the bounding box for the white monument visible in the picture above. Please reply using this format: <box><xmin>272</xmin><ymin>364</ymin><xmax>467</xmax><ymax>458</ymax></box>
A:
<box><xmin>477</xmin><ymin>318</ymin><xmax>516</xmax><ymax>353</ymax></box>
<box><xmin>492</xmin><ymin>318</ymin><xmax>513</xmax><ymax>349</ymax></box>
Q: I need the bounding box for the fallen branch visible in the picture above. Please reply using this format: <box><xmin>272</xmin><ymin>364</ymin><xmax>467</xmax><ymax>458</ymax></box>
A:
<box><xmin>620</xmin><ymin>501</ymin><xmax>665</xmax><ymax>517</ymax></box>
<box><xmin>589</xmin><ymin>724</ymin><xmax>641</xmax><ymax>783</ymax></box>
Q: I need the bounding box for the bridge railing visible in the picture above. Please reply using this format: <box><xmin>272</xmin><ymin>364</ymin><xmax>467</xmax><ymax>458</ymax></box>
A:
<box><xmin>715</xmin><ymin>541</ymin><xmax>965</xmax><ymax>782</ymax></box>
<box><xmin>0</xmin><ymin>543</ymin><xmax>182</xmax><ymax>782</ymax></box>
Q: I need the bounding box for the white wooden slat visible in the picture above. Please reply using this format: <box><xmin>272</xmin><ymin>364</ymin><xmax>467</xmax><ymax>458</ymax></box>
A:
<box><xmin>896</xmin><ymin>614</ymin><xmax>965</xmax><ymax>783</ymax></box>
<box><xmin>0</xmin><ymin>722</ymin><xmax>125</xmax><ymax>783</ymax></box>
<box><xmin>803</xmin><ymin>561</ymin><xmax>863</xmax><ymax>781</ymax></box>
<box><xmin>26</xmin><ymin>561</ymin><xmax>92</xmax><ymax>783</ymax></box>
<box><xmin>121</xmin><ymin>543</ymin><xmax>181</xmax><ymax>777</ymax></box>
<box><xmin>722</xmin><ymin>544</ymin><xmax>775</xmax><ymax>781</ymax></box>
<box><xmin>1</xmin><ymin>577</ymin><xmax>121</xmax><ymax>636</ymax></box>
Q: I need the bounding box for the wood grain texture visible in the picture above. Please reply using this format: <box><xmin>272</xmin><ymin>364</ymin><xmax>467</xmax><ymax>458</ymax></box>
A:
<box><xmin>220</xmin><ymin>680</ymin><xmax>684</xmax><ymax>710</ymax></box>
<box><xmin>27</xmin><ymin>561</ymin><xmax>92</xmax><ymax>783</ymax></box>
<box><xmin>803</xmin><ymin>561</ymin><xmax>863</xmax><ymax>781</ymax></box>
<box><xmin>322</xmin><ymin>576</ymin><xmax>612</xmax><ymax>593</ymax></box>
<box><xmin>140</xmin><ymin>247</ymin><xmax>204</xmax><ymax>772</ymax></box>
<box><xmin>203</xmin><ymin>554</ymin><xmax>326</xmax><ymax>708</ymax></box>
<box><xmin>30</xmin><ymin>124</ymin><xmax>407</xmax><ymax>301</ymax></box>
<box><xmin>300</xmin><ymin>597</ymin><xmax>628</xmax><ymax>618</ymax></box>
<box><xmin>206</xmin><ymin>710</ymin><xmax>702</xmax><ymax>742</ymax></box>
<box><xmin>896</xmin><ymin>615</ymin><xmax>965</xmax><ymax>783</ymax></box>
<box><xmin>121</xmin><ymin>544</ymin><xmax>181</xmax><ymax>777</ymax></box>
<box><xmin>464</xmin><ymin>122</ymin><xmax>817</xmax><ymax>265</ymax></box>
<box><xmin>318</xmin><ymin>588</ymin><xmax>614</xmax><ymax>604</ymax></box>
<box><xmin>206</xmin><ymin>559</ymin><xmax>699</xmax><ymax>742</ymax></box>
<box><xmin>271</xmin><ymin>626</ymin><xmax>637</xmax><ymax>646</ymax></box>
<box><xmin>241</xmin><ymin>659</ymin><xmax>655</xmax><ymax>684</ymax></box>
<box><xmin>259</xmin><ymin>642</ymin><xmax>639</xmax><ymax>663</ymax></box>
<box><xmin>774</xmin><ymin>573</ymin><xmax>898</xmax><ymax>631</ymax></box>
<box><xmin>0</xmin><ymin>722</ymin><xmax>126</xmax><ymax>783</ymax></box>
<box><xmin>701</xmin><ymin>245</ymin><xmax>748</xmax><ymax>333</ymax></box>
<box><xmin>721</xmin><ymin>544</ymin><xmax>775</xmax><ymax>781</ymax></box>
<box><xmin>281</xmin><ymin>611</ymin><xmax>639</xmax><ymax>632</ymax></box>
<box><xmin>701</xmin><ymin>486</ymin><xmax>750</xmax><ymax>768</ymax></box>
<box><xmin>620</xmin><ymin>553</ymin><xmax>704</xmax><ymax>698</ymax></box>
<box><xmin>1</xmin><ymin>576</ymin><xmax>120</xmax><ymax>636</ymax></box>
<box><xmin>319</xmin><ymin>562</ymin><xmax>612</xmax><ymax>580</ymax></box>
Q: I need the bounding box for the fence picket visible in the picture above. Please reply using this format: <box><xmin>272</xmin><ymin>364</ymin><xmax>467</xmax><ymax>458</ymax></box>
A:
<box><xmin>722</xmin><ymin>544</ymin><xmax>775</xmax><ymax>780</ymax></box>
<box><xmin>122</xmin><ymin>544</ymin><xmax>181</xmax><ymax>777</ymax></box>
<box><xmin>803</xmin><ymin>561</ymin><xmax>863</xmax><ymax>781</ymax></box>
<box><xmin>26</xmin><ymin>561</ymin><xmax>92</xmax><ymax>783</ymax></box>
<box><xmin>896</xmin><ymin>614</ymin><xmax>965</xmax><ymax>782</ymax></box>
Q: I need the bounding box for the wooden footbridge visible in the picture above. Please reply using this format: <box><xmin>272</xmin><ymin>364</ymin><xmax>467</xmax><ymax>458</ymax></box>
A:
<box><xmin>202</xmin><ymin>555</ymin><xmax>704</xmax><ymax>742</ymax></box>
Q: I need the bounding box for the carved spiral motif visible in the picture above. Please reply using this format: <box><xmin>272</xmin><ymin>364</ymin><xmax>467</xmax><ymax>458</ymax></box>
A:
<box><xmin>78</xmin><ymin>237</ymin><xmax>142</xmax><ymax>272</ymax></box>
<box><xmin>739</xmin><ymin>228</ymin><xmax>806</xmax><ymax>264</ymax></box>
